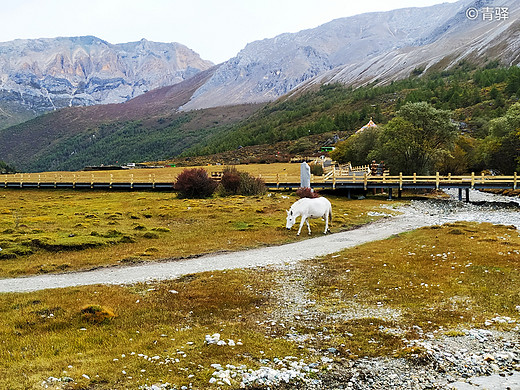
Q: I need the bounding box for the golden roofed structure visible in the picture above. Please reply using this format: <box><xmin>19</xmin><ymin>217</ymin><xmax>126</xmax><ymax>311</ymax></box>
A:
<box><xmin>355</xmin><ymin>118</ymin><xmax>377</xmax><ymax>134</ymax></box>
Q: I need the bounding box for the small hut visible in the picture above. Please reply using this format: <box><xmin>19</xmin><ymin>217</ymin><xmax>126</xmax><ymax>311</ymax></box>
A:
<box><xmin>355</xmin><ymin>118</ymin><xmax>377</xmax><ymax>134</ymax></box>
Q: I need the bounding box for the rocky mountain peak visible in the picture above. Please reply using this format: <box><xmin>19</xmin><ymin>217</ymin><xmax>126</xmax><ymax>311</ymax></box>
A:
<box><xmin>179</xmin><ymin>0</ymin><xmax>470</xmax><ymax>111</ymax></box>
<box><xmin>0</xmin><ymin>36</ymin><xmax>213</xmax><ymax>116</ymax></box>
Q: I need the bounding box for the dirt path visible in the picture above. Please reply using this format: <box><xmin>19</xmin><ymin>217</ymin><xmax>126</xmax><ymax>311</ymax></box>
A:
<box><xmin>1</xmin><ymin>190</ymin><xmax>519</xmax><ymax>293</ymax></box>
<box><xmin>0</xmin><ymin>211</ymin><xmax>425</xmax><ymax>293</ymax></box>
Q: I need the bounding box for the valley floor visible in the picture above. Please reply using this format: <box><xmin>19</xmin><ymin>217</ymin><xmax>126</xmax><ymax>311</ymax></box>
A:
<box><xmin>2</xmin><ymin>189</ymin><xmax>520</xmax><ymax>389</ymax></box>
<box><xmin>1</xmin><ymin>189</ymin><xmax>518</xmax><ymax>294</ymax></box>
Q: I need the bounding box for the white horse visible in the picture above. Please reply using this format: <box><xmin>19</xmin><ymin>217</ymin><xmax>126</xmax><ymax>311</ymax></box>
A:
<box><xmin>286</xmin><ymin>197</ymin><xmax>332</xmax><ymax>236</ymax></box>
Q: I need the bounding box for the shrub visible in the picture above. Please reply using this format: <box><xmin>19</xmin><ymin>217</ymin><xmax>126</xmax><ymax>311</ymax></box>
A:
<box><xmin>174</xmin><ymin>168</ymin><xmax>217</xmax><ymax>198</ymax></box>
<box><xmin>296</xmin><ymin>187</ymin><xmax>320</xmax><ymax>198</ymax></box>
<box><xmin>218</xmin><ymin>166</ymin><xmax>266</xmax><ymax>196</ymax></box>
<box><xmin>80</xmin><ymin>305</ymin><xmax>116</xmax><ymax>324</ymax></box>
<box><xmin>237</xmin><ymin>172</ymin><xmax>266</xmax><ymax>196</ymax></box>
<box><xmin>310</xmin><ymin>163</ymin><xmax>324</xmax><ymax>176</ymax></box>
<box><xmin>220</xmin><ymin>166</ymin><xmax>242</xmax><ymax>194</ymax></box>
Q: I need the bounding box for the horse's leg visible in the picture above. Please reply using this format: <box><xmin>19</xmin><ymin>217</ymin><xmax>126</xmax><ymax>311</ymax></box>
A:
<box><xmin>306</xmin><ymin>219</ymin><xmax>311</xmax><ymax>235</ymax></box>
<box><xmin>297</xmin><ymin>216</ymin><xmax>306</xmax><ymax>236</ymax></box>
<box><xmin>324</xmin><ymin>213</ymin><xmax>329</xmax><ymax>234</ymax></box>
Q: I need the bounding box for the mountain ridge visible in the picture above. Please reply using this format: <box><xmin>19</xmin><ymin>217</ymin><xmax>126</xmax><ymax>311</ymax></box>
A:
<box><xmin>0</xmin><ymin>35</ymin><xmax>213</xmax><ymax>128</ymax></box>
<box><xmin>1</xmin><ymin>0</ymin><xmax>520</xmax><ymax>172</ymax></box>
<box><xmin>295</xmin><ymin>0</ymin><xmax>520</xmax><ymax>92</ymax></box>
<box><xmin>179</xmin><ymin>0</ymin><xmax>472</xmax><ymax>110</ymax></box>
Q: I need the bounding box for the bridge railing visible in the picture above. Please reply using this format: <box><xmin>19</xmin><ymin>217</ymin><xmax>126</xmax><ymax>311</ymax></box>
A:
<box><xmin>1</xmin><ymin>171</ymin><xmax>177</xmax><ymax>186</ymax></box>
<box><xmin>327</xmin><ymin>172</ymin><xmax>518</xmax><ymax>190</ymax></box>
<box><xmin>1</xmin><ymin>170</ymin><xmax>517</xmax><ymax>191</ymax></box>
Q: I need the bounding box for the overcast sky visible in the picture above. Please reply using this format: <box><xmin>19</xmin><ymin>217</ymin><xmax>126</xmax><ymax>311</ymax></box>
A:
<box><xmin>1</xmin><ymin>0</ymin><xmax>460</xmax><ymax>63</ymax></box>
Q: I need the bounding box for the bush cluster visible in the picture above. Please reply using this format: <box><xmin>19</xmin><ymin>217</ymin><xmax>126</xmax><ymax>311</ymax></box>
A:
<box><xmin>310</xmin><ymin>163</ymin><xmax>324</xmax><ymax>176</ymax></box>
<box><xmin>174</xmin><ymin>167</ymin><xmax>266</xmax><ymax>198</ymax></box>
<box><xmin>296</xmin><ymin>187</ymin><xmax>320</xmax><ymax>198</ymax></box>
<box><xmin>218</xmin><ymin>166</ymin><xmax>266</xmax><ymax>196</ymax></box>
<box><xmin>174</xmin><ymin>168</ymin><xmax>218</xmax><ymax>198</ymax></box>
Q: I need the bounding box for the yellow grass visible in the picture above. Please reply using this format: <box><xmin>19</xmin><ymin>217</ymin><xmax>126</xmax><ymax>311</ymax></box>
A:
<box><xmin>1</xmin><ymin>163</ymin><xmax>302</xmax><ymax>184</ymax></box>
<box><xmin>0</xmin><ymin>189</ymin><xmax>395</xmax><ymax>277</ymax></box>
<box><xmin>0</xmin><ymin>222</ymin><xmax>518</xmax><ymax>389</ymax></box>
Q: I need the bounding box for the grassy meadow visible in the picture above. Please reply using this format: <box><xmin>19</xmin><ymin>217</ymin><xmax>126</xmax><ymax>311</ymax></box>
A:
<box><xmin>0</xmin><ymin>163</ymin><xmax>302</xmax><ymax>185</ymax></box>
<box><xmin>0</xmin><ymin>187</ymin><xmax>394</xmax><ymax>277</ymax></box>
<box><xmin>0</xmin><ymin>221</ymin><xmax>519</xmax><ymax>389</ymax></box>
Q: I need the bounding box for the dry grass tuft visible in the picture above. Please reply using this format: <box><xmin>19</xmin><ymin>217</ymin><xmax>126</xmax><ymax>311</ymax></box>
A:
<box><xmin>80</xmin><ymin>305</ymin><xmax>117</xmax><ymax>324</ymax></box>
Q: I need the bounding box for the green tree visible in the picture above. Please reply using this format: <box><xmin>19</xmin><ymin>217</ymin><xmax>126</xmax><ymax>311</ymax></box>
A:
<box><xmin>477</xmin><ymin>102</ymin><xmax>520</xmax><ymax>173</ymax></box>
<box><xmin>436</xmin><ymin>136</ymin><xmax>481</xmax><ymax>174</ymax></box>
<box><xmin>330</xmin><ymin>127</ymin><xmax>380</xmax><ymax>165</ymax></box>
<box><xmin>378</xmin><ymin>102</ymin><xmax>458</xmax><ymax>174</ymax></box>
<box><xmin>0</xmin><ymin>161</ymin><xmax>16</xmax><ymax>174</ymax></box>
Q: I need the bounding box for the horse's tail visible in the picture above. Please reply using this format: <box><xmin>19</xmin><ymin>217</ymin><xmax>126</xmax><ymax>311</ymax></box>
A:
<box><xmin>329</xmin><ymin>205</ymin><xmax>332</xmax><ymax>222</ymax></box>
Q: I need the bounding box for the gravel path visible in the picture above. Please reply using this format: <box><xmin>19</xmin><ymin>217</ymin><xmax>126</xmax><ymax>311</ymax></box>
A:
<box><xmin>0</xmin><ymin>189</ymin><xmax>518</xmax><ymax>294</ymax></box>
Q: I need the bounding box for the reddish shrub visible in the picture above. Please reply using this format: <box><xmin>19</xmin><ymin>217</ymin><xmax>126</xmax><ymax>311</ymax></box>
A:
<box><xmin>296</xmin><ymin>187</ymin><xmax>320</xmax><ymax>198</ymax></box>
<box><xmin>220</xmin><ymin>166</ymin><xmax>242</xmax><ymax>195</ymax></box>
<box><xmin>218</xmin><ymin>166</ymin><xmax>266</xmax><ymax>196</ymax></box>
<box><xmin>174</xmin><ymin>168</ymin><xmax>217</xmax><ymax>198</ymax></box>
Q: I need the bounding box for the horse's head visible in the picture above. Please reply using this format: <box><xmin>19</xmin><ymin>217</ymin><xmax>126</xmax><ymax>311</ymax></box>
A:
<box><xmin>286</xmin><ymin>209</ymin><xmax>296</xmax><ymax>230</ymax></box>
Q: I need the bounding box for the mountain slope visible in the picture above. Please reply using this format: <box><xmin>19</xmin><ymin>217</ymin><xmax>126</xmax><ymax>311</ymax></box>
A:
<box><xmin>0</xmin><ymin>66</ymin><xmax>230</xmax><ymax>170</ymax></box>
<box><xmin>0</xmin><ymin>36</ymin><xmax>213</xmax><ymax>128</ymax></box>
<box><xmin>180</xmin><ymin>0</ymin><xmax>469</xmax><ymax>110</ymax></box>
<box><xmin>297</xmin><ymin>0</ymin><xmax>520</xmax><ymax>91</ymax></box>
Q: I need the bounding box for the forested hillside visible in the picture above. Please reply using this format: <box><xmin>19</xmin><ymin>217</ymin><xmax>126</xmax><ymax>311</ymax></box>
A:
<box><xmin>2</xmin><ymin>61</ymin><xmax>520</xmax><ymax>173</ymax></box>
<box><xmin>184</xmin><ymin>62</ymin><xmax>520</xmax><ymax>174</ymax></box>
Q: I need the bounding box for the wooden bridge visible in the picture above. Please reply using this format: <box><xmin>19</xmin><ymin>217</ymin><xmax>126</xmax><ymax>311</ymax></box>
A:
<box><xmin>259</xmin><ymin>171</ymin><xmax>518</xmax><ymax>201</ymax></box>
<box><xmin>1</xmin><ymin>168</ymin><xmax>518</xmax><ymax>201</ymax></box>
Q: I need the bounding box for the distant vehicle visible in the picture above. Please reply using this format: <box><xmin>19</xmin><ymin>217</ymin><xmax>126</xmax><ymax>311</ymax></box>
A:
<box><xmin>320</xmin><ymin>146</ymin><xmax>335</xmax><ymax>152</ymax></box>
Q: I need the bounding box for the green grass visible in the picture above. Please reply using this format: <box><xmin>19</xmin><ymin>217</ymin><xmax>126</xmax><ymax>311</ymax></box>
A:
<box><xmin>0</xmin><ymin>221</ymin><xmax>518</xmax><ymax>389</ymax></box>
<box><xmin>0</xmin><ymin>189</ymin><xmax>395</xmax><ymax>277</ymax></box>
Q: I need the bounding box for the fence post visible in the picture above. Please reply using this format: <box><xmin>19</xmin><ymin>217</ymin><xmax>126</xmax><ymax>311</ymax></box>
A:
<box><xmin>363</xmin><ymin>173</ymin><xmax>367</xmax><ymax>190</ymax></box>
<box><xmin>514</xmin><ymin>172</ymin><xmax>517</xmax><ymax>190</ymax></box>
<box><xmin>436</xmin><ymin>172</ymin><xmax>440</xmax><ymax>190</ymax></box>
<box><xmin>276</xmin><ymin>173</ymin><xmax>280</xmax><ymax>189</ymax></box>
<box><xmin>130</xmin><ymin>174</ymin><xmax>134</xmax><ymax>190</ymax></box>
<box><xmin>110</xmin><ymin>174</ymin><xmax>113</xmax><ymax>189</ymax></box>
<box><xmin>413</xmin><ymin>172</ymin><xmax>416</xmax><ymax>184</ymax></box>
<box><xmin>91</xmin><ymin>174</ymin><xmax>94</xmax><ymax>189</ymax></box>
<box><xmin>471</xmin><ymin>172</ymin><xmax>475</xmax><ymax>189</ymax></box>
<box><xmin>399</xmin><ymin>172</ymin><xmax>403</xmax><ymax>191</ymax></box>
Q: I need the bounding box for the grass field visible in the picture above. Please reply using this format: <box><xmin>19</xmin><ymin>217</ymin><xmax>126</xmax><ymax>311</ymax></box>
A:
<box><xmin>1</xmin><ymin>163</ymin><xmax>519</xmax><ymax>389</ymax></box>
<box><xmin>0</xmin><ymin>188</ymin><xmax>394</xmax><ymax>278</ymax></box>
<box><xmin>1</xmin><ymin>163</ymin><xmax>302</xmax><ymax>184</ymax></box>
<box><xmin>1</xmin><ymin>222</ymin><xmax>519</xmax><ymax>389</ymax></box>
